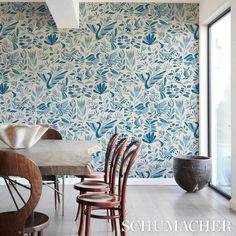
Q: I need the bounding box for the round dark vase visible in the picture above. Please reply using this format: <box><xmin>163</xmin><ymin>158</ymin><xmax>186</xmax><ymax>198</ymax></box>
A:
<box><xmin>173</xmin><ymin>156</ymin><xmax>212</xmax><ymax>192</ymax></box>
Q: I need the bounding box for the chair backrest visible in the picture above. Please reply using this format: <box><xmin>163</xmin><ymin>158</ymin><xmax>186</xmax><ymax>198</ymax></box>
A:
<box><xmin>0</xmin><ymin>151</ymin><xmax>42</xmax><ymax>236</ymax></box>
<box><xmin>118</xmin><ymin>141</ymin><xmax>141</xmax><ymax>214</ymax></box>
<box><xmin>41</xmin><ymin>128</ymin><xmax>62</xmax><ymax>140</ymax></box>
<box><xmin>104</xmin><ymin>133</ymin><xmax>119</xmax><ymax>183</ymax></box>
<box><xmin>109</xmin><ymin>138</ymin><xmax>128</xmax><ymax>193</ymax></box>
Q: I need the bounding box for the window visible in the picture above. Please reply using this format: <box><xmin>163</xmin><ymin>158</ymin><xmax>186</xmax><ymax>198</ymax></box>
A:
<box><xmin>208</xmin><ymin>9</ymin><xmax>231</xmax><ymax>197</ymax></box>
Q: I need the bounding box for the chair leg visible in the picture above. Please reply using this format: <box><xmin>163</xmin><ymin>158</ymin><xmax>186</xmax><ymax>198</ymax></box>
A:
<box><xmin>110</xmin><ymin>209</ymin><xmax>114</xmax><ymax>231</ymax></box>
<box><xmin>121</xmin><ymin>215</ymin><xmax>126</xmax><ymax>236</ymax></box>
<box><xmin>119</xmin><ymin>208</ymin><xmax>126</xmax><ymax>236</ymax></box>
<box><xmin>112</xmin><ymin>209</ymin><xmax>118</xmax><ymax>236</ymax></box>
<box><xmin>85</xmin><ymin>206</ymin><xmax>91</xmax><ymax>236</ymax></box>
<box><xmin>120</xmin><ymin>216</ymin><xmax>127</xmax><ymax>236</ymax></box>
<box><xmin>119</xmin><ymin>216</ymin><xmax>122</xmax><ymax>236</ymax></box>
<box><xmin>78</xmin><ymin>204</ymin><xmax>85</xmax><ymax>235</ymax></box>
<box><xmin>75</xmin><ymin>191</ymin><xmax>85</xmax><ymax>221</ymax></box>
<box><xmin>123</xmin><ymin>226</ymin><xmax>127</xmax><ymax>236</ymax></box>
<box><xmin>38</xmin><ymin>231</ymin><xmax>44</xmax><ymax>236</ymax></box>
<box><xmin>75</xmin><ymin>202</ymin><xmax>81</xmax><ymax>221</ymax></box>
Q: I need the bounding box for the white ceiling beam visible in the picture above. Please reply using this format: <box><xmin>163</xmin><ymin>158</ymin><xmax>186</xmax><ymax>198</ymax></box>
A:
<box><xmin>45</xmin><ymin>0</ymin><xmax>79</xmax><ymax>28</ymax></box>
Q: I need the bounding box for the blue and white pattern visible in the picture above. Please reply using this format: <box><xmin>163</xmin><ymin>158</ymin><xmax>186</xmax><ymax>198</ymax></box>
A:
<box><xmin>0</xmin><ymin>3</ymin><xmax>199</xmax><ymax>178</ymax></box>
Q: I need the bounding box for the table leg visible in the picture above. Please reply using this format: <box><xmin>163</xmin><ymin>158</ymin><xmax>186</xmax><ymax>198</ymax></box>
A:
<box><xmin>62</xmin><ymin>175</ymin><xmax>65</xmax><ymax>216</ymax></box>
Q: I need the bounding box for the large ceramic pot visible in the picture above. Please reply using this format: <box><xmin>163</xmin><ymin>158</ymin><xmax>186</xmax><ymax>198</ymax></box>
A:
<box><xmin>173</xmin><ymin>156</ymin><xmax>212</xmax><ymax>192</ymax></box>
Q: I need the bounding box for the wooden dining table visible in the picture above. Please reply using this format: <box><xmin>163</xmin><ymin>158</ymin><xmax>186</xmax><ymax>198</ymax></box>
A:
<box><xmin>0</xmin><ymin>139</ymin><xmax>102</xmax><ymax>215</ymax></box>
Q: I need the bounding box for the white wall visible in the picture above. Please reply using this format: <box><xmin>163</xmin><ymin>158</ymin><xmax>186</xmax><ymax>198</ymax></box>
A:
<box><xmin>230</xmin><ymin>0</ymin><xmax>236</xmax><ymax>211</ymax></box>
<box><xmin>199</xmin><ymin>0</ymin><xmax>236</xmax><ymax>211</ymax></box>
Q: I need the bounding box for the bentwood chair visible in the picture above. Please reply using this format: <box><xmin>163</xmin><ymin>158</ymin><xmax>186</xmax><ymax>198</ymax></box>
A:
<box><xmin>0</xmin><ymin>151</ymin><xmax>49</xmax><ymax>236</ymax></box>
<box><xmin>77</xmin><ymin>141</ymin><xmax>141</xmax><ymax>236</ymax></box>
<box><xmin>74</xmin><ymin>134</ymin><xmax>118</xmax><ymax>218</ymax></box>
<box><xmin>41</xmin><ymin>128</ymin><xmax>62</xmax><ymax>210</ymax></box>
<box><xmin>74</xmin><ymin>137</ymin><xmax>128</xmax><ymax>223</ymax></box>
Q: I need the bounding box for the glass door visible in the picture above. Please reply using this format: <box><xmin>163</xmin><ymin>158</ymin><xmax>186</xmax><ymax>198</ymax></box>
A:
<box><xmin>208</xmin><ymin>10</ymin><xmax>231</xmax><ymax>197</ymax></box>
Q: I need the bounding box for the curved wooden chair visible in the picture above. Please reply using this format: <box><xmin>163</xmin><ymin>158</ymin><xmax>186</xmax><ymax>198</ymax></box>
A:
<box><xmin>77</xmin><ymin>141</ymin><xmax>141</xmax><ymax>236</ymax></box>
<box><xmin>41</xmin><ymin>128</ymin><xmax>62</xmax><ymax>209</ymax></box>
<box><xmin>74</xmin><ymin>137</ymin><xmax>128</xmax><ymax>222</ymax></box>
<box><xmin>0</xmin><ymin>151</ymin><xmax>49</xmax><ymax>236</ymax></box>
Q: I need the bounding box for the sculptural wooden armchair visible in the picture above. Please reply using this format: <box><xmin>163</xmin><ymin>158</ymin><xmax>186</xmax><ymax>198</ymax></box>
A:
<box><xmin>77</xmin><ymin>141</ymin><xmax>141</xmax><ymax>236</ymax></box>
<box><xmin>0</xmin><ymin>150</ymin><xmax>49</xmax><ymax>236</ymax></box>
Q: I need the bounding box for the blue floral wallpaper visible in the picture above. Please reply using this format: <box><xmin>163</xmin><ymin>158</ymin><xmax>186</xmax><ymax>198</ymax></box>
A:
<box><xmin>0</xmin><ymin>3</ymin><xmax>199</xmax><ymax>178</ymax></box>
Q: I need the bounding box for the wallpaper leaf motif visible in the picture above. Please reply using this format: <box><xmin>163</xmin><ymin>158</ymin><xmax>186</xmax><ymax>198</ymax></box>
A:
<box><xmin>0</xmin><ymin>2</ymin><xmax>199</xmax><ymax>178</ymax></box>
<box><xmin>0</xmin><ymin>22</ymin><xmax>18</xmax><ymax>40</ymax></box>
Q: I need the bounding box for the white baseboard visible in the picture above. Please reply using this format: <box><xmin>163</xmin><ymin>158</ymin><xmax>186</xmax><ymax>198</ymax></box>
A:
<box><xmin>127</xmin><ymin>178</ymin><xmax>177</xmax><ymax>185</ymax></box>
<box><xmin>64</xmin><ymin>177</ymin><xmax>177</xmax><ymax>185</ymax></box>
<box><xmin>0</xmin><ymin>177</ymin><xmax>177</xmax><ymax>186</ymax></box>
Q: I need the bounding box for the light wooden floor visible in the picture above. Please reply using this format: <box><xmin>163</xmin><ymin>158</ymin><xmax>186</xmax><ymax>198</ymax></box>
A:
<box><xmin>1</xmin><ymin>185</ymin><xmax>236</xmax><ymax>236</ymax></box>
